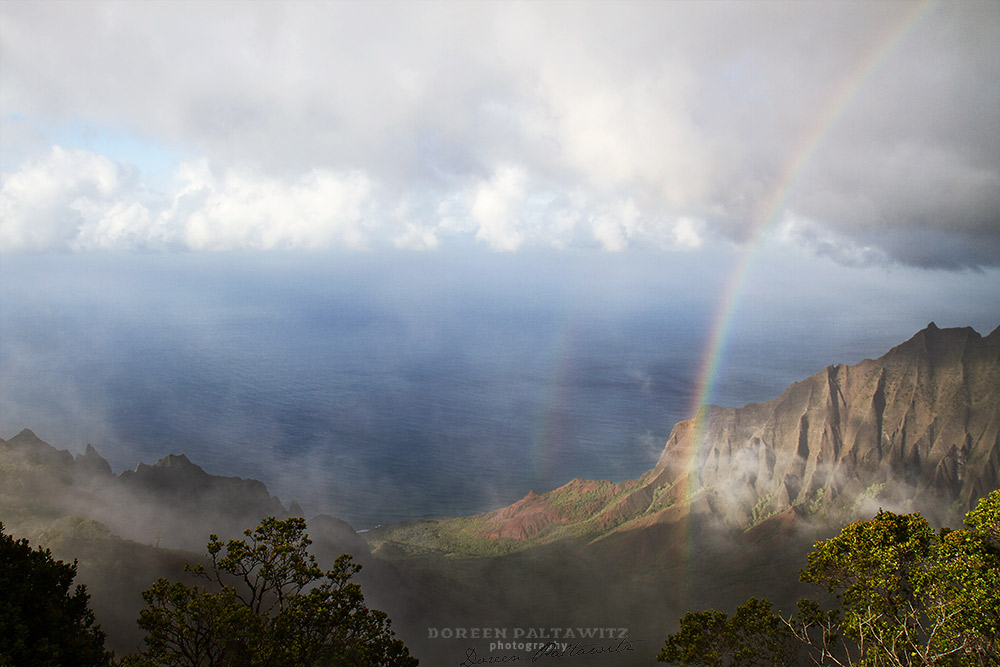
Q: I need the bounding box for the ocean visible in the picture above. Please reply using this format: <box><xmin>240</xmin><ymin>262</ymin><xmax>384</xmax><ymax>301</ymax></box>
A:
<box><xmin>2</xmin><ymin>249</ymin><xmax>995</xmax><ymax>527</ymax></box>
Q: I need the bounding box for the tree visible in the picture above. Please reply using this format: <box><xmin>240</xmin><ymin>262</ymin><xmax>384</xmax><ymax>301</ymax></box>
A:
<box><xmin>659</xmin><ymin>491</ymin><xmax>1000</xmax><ymax>667</ymax></box>
<box><xmin>123</xmin><ymin>516</ymin><xmax>417</xmax><ymax>666</ymax></box>
<box><xmin>0</xmin><ymin>521</ymin><xmax>113</xmax><ymax>667</ymax></box>
<box><xmin>658</xmin><ymin>598</ymin><xmax>797</xmax><ymax>667</ymax></box>
<box><xmin>799</xmin><ymin>497</ymin><xmax>1000</xmax><ymax>666</ymax></box>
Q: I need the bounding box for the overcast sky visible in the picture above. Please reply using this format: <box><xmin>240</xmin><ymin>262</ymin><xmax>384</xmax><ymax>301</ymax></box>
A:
<box><xmin>0</xmin><ymin>0</ymin><xmax>996</xmax><ymax>267</ymax></box>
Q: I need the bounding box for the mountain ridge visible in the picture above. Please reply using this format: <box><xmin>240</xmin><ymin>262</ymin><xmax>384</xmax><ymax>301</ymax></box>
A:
<box><xmin>372</xmin><ymin>323</ymin><xmax>999</xmax><ymax>558</ymax></box>
<box><xmin>357</xmin><ymin>323</ymin><xmax>1000</xmax><ymax>664</ymax></box>
<box><xmin>0</xmin><ymin>428</ymin><xmax>291</xmax><ymax>551</ymax></box>
<box><xmin>0</xmin><ymin>429</ymin><xmax>413</xmax><ymax>657</ymax></box>
<box><xmin>4</xmin><ymin>323</ymin><xmax>998</xmax><ymax>665</ymax></box>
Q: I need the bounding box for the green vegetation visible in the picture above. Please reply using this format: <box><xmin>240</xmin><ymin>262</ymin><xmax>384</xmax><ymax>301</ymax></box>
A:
<box><xmin>649</xmin><ymin>480</ymin><xmax>679</xmax><ymax>512</ymax></box>
<box><xmin>659</xmin><ymin>490</ymin><xmax>1000</xmax><ymax>666</ymax></box>
<box><xmin>369</xmin><ymin>479</ymin><xmax>690</xmax><ymax>559</ymax></box>
<box><xmin>805</xmin><ymin>487</ymin><xmax>826</xmax><ymax>517</ymax></box>
<box><xmin>544</xmin><ymin>480</ymin><xmax>629</xmax><ymax>521</ymax></box>
<box><xmin>660</xmin><ymin>598</ymin><xmax>797</xmax><ymax>667</ymax></box>
<box><xmin>0</xmin><ymin>521</ymin><xmax>114</xmax><ymax>667</ymax></box>
<box><xmin>121</xmin><ymin>516</ymin><xmax>417</xmax><ymax>666</ymax></box>
<box><xmin>749</xmin><ymin>492</ymin><xmax>778</xmax><ymax>529</ymax></box>
<box><xmin>369</xmin><ymin>516</ymin><xmax>525</xmax><ymax>560</ymax></box>
<box><xmin>369</xmin><ymin>481</ymin><xmax>647</xmax><ymax>559</ymax></box>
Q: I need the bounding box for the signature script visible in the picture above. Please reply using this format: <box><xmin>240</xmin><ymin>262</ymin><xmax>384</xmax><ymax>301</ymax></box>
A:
<box><xmin>531</xmin><ymin>638</ymin><xmax>639</xmax><ymax>661</ymax></box>
<box><xmin>459</xmin><ymin>647</ymin><xmax>524</xmax><ymax>665</ymax></box>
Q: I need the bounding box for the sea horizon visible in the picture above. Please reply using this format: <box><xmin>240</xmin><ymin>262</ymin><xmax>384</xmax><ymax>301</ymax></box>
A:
<box><xmin>4</xmin><ymin>249</ymin><xmax>995</xmax><ymax>528</ymax></box>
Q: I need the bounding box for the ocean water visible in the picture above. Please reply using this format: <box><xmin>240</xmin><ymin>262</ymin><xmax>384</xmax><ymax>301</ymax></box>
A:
<box><xmin>2</xmin><ymin>250</ymin><xmax>996</xmax><ymax>527</ymax></box>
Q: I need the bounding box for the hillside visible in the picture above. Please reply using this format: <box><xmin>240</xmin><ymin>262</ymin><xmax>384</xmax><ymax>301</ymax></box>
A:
<box><xmin>371</xmin><ymin>323</ymin><xmax>1000</xmax><ymax>562</ymax></box>
<box><xmin>0</xmin><ymin>428</ymin><xmax>291</xmax><ymax>551</ymax></box>
<box><xmin>363</xmin><ymin>324</ymin><xmax>1000</xmax><ymax>664</ymax></box>
<box><xmin>0</xmin><ymin>432</ymin><xmax>395</xmax><ymax>655</ymax></box>
<box><xmin>3</xmin><ymin>323</ymin><xmax>997</xmax><ymax>664</ymax></box>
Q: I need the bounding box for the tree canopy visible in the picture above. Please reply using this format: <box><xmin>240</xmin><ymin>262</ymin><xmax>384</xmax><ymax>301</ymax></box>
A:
<box><xmin>122</xmin><ymin>516</ymin><xmax>417</xmax><ymax>666</ymax></box>
<box><xmin>659</xmin><ymin>490</ymin><xmax>1000</xmax><ymax>667</ymax></box>
<box><xmin>0</xmin><ymin>521</ymin><xmax>113</xmax><ymax>667</ymax></box>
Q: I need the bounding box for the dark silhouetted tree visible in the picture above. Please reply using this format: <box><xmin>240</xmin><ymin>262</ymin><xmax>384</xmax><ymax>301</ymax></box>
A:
<box><xmin>0</xmin><ymin>521</ymin><xmax>113</xmax><ymax>666</ymax></box>
<box><xmin>122</xmin><ymin>516</ymin><xmax>417</xmax><ymax>666</ymax></box>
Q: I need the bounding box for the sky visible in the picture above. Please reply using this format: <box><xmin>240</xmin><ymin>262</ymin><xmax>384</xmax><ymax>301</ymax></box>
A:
<box><xmin>0</xmin><ymin>0</ymin><xmax>997</xmax><ymax>266</ymax></box>
<box><xmin>0</xmin><ymin>0</ymin><xmax>999</xmax><ymax>523</ymax></box>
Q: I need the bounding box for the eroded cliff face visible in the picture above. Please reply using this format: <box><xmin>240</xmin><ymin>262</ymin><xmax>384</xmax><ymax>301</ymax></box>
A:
<box><xmin>651</xmin><ymin>323</ymin><xmax>1000</xmax><ymax>527</ymax></box>
<box><xmin>454</xmin><ymin>324</ymin><xmax>1000</xmax><ymax>544</ymax></box>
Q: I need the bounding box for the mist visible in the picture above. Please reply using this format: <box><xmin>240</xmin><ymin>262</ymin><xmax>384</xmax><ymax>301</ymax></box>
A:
<box><xmin>2</xmin><ymin>3</ymin><xmax>998</xmax><ymax>663</ymax></box>
<box><xmin>2</xmin><ymin>247</ymin><xmax>997</xmax><ymax>528</ymax></box>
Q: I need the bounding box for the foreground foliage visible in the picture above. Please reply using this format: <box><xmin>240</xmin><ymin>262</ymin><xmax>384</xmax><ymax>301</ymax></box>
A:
<box><xmin>122</xmin><ymin>516</ymin><xmax>417</xmax><ymax>666</ymax></box>
<box><xmin>0</xmin><ymin>521</ymin><xmax>113</xmax><ymax>666</ymax></box>
<box><xmin>659</xmin><ymin>490</ymin><xmax>1000</xmax><ymax>667</ymax></box>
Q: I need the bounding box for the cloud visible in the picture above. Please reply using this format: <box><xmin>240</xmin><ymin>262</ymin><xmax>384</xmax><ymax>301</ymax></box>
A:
<box><xmin>589</xmin><ymin>199</ymin><xmax>640</xmax><ymax>252</ymax></box>
<box><xmin>777</xmin><ymin>214</ymin><xmax>891</xmax><ymax>268</ymax></box>
<box><xmin>1</xmin><ymin>149</ymin><xmax>720</xmax><ymax>254</ymax></box>
<box><xmin>0</xmin><ymin>1</ymin><xmax>997</xmax><ymax>266</ymax></box>
<box><xmin>672</xmin><ymin>218</ymin><xmax>704</xmax><ymax>251</ymax></box>
<box><xmin>470</xmin><ymin>165</ymin><xmax>528</xmax><ymax>252</ymax></box>
<box><xmin>0</xmin><ymin>148</ymin><xmax>374</xmax><ymax>252</ymax></box>
<box><xmin>169</xmin><ymin>160</ymin><xmax>374</xmax><ymax>251</ymax></box>
<box><xmin>392</xmin><ymin>222</ymin><xmax>441</xmax><ymax>252</ymax></box>
<box><xmin>0</xmin><ymin>146</ymin><xmax>143</xmax><ymax>252</ymax></box>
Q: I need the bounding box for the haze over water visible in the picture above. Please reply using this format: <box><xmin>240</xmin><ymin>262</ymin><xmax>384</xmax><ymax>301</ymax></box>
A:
<box><xmin>3</xmin><ymin>248</ymin><xmax>996</xmax><ymax>528</ymax></box>
<box><xmin>1</xmin><ymin>1</ymin><xmax>998</xmax><ymax>528</ymax></box>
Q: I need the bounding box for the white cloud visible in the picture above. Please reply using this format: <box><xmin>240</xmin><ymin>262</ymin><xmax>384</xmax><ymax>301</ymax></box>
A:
<box><xmin>0</xmin><ymin>146</ymin><xmax>134</xmax><ymax>251</ymax></box>
<box><xmin>589</xmin><ymin>199</ymin><xmax>640</xmax><ymax>252</ymax></box>
<box><xmin>73</xmin><ymin>200</ymin><xmax>158</xmax><ymax>251</ymax></box>
<box><xmin>172</xmin><ymin>161</ymin><xmax>373</xmax><ymax>251</ymax></box>
<box><xmin>0</xmin><ymin>1</ymin><xmax>997</xmax><ymax>266</ymax></box>
<box><xmin>776</xmin><ymin>213</ymin><xmax>889</xmax><ymax>267</ymax></box>
<box><xmin>0</xmin><ymin>149</ymin><xmax>717</xmax><ymax>253</ymax></box>
<box><xmin>542</xmin><ymin>190</ymin><xmax>587</xmax><ymax>251</ymax></box>
<box><xmin>0</xmin><ymin>149</ymin><xmax>373</xmax><ymax>252</ymax></box>
<box><xmin>532</xmin><ymin>63</ymin><xmax>709</xmax><ymax>210</ymax></box>
<box><xmin>672</xmin><ymin>217</ymin><xmax>704</xmax><ymax>251</ymax></box>
<box><xmin>470</xmin><ymin>165</ymin><xmax>528</xmax><ymax>252</ymax></box>
<box><xmin>392</xmin><ymin>222</ymin><xmax>441</xmax><ymax>251</ymax></box>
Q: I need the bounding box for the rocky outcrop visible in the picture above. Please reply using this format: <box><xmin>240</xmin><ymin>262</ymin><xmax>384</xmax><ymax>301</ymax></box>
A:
<box><xmin>119</xmin><ymin>452</ymin><xmax>286</xmax><ymax>529</ymax></box>
<box><xmin>1</xmin><ymin>431</ymin><xmax>292</xmax><ymax>550</ymax></box>
<box><xmin>309</xmin><ymin>514</ymin><xmax>372</xmax><ymax>561</ymax></box>
<box><xmin>648</xmin><ymin>323</ymin><xmax>999</xmax><ymax>527</ymax></box>
<box><xmin>75</xmin><ymin>444</ymin><xmax>114</xmax><ymax>478</ymax></box>
<box><xmin>1</xmin><ymin>428</ymin><xmax>76</xmax><ymax>470</ymax></box>
<box><xmin>471</xmin><ymin>324</ymin><xmax>1000</xmax><ymax>542</ymax></box>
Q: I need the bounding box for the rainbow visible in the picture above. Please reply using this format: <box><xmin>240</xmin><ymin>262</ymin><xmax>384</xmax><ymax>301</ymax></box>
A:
<box><xmin>669</xmin><ymin>0</ymin><xmax>940</xmax><ymax>607</ymax></box>
<box><xmin>530</xmin><ymin>325</ymin><xmax>575</xmax><ymax>481</ymax></box>
<box><xmin>682</xmin><ymin>0</ymin><xmax>939</xmax><ymax>490</ymax></box>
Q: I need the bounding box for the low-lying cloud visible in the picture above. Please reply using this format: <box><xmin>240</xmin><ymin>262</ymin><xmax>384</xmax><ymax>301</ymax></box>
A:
<box><xmin>0</xmin><ymin>149</ymin><xmax>713</xmax><ymax>254</ymax></box>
